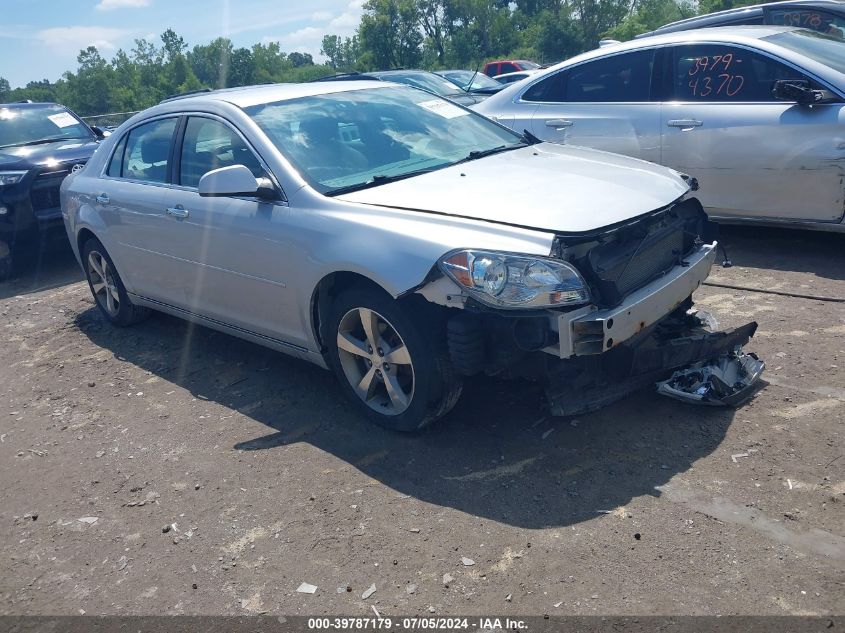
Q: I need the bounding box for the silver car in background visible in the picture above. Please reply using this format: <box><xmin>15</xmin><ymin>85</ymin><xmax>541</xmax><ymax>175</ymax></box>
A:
<box><xmin>61</xmin><ymin>82</ymin><xmax>760</xmax><ymax>431</ymax></box>
<box><xmin>475</xmin><ymin>27</ymin><xmax>845</xmax><ymax>232</ymax></box>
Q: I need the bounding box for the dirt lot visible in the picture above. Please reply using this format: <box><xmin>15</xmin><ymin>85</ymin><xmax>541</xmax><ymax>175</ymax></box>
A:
<box><xmin>0</xmin><ymin>226</ymin><xmax>843</xmax><ymax>616</ymax></box>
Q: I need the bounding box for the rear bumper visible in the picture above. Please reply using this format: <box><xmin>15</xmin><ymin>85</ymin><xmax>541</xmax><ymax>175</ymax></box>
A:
<box><xmin>551</xmin><ymin>242</ymin><xmax>716</xmax><ymax>359</ymax></box>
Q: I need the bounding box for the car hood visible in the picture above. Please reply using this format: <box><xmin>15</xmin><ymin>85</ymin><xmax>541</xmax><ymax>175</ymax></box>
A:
<box><xmin>0</xmin><ymin>139</ymin><xmax>99</xmax><ymax>170</ymax></box>
<box><xmin>336</xmin><ymin>143</ymin><xmax>690</xmax><ymax>234</ymax></box>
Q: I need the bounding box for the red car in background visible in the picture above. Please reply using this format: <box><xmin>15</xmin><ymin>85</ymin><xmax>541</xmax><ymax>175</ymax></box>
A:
<box><xmin>482</xmin><ymin>59</ymin><xmax>539</xmax><ymax>77</ymax></box>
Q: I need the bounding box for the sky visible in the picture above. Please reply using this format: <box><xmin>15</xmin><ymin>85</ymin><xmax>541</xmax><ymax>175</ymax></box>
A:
<box><xmin>0</xmin><ymin>0</ymin><xmax>365</xmax><ymax>88</ymax></box>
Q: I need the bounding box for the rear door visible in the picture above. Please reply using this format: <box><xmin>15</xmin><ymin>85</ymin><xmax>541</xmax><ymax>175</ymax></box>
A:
<box><xmin>660</xmin><ymin>42</ymin><xmax>845</xmax><ymax>222</ymax></box>
<box><xmin>526</xmin><ymin>48</ymin><xmax>663</xmax><ymax>163</ymax></box>
<box><xmin>97</xmin><ymin>116</ymin><xmax>179</xmax><ymax>300</ymax></box>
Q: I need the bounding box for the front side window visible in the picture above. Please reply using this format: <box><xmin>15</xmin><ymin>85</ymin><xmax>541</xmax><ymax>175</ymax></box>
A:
<box><xmin>671</xmin><ymin>44</ymin><xmax>809</xmax><ymax>102</ymax></box>
<box><xmin>179</xmin><ymin>117</ymin><xmax>264</xmax><ymax>188</ymax></box>
<box><xmin>117</xmin><ymin>118</ymin><xmax>177</xmax><ymax>183</ymax></box>
<box><xmin>768</xmin><ymin>9</ymin><xmax>845</xmax><ymax>37</ymax></box>
<box><xmin>500</xmin><ymin>63</ymin><xmax>518</xmax><ymax>74</ymax></box>
<box><xmin>245</xmin><ymin>86</ymin><xmax>524</xmax><ymax>195</ymax></box>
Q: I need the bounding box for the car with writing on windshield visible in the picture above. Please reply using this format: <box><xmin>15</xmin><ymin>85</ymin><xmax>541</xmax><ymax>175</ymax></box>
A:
<box><xmin>61</xmin><ymin>81</ymin><xmax>761</xmax><ymax>431</ymax></box>
<box><xmin>474</xmin><ymin>26</ymin><xmax>845</xmax><ymax>232</ymax></box>
<box><xmin>0</xmin><ymin>101</ymin><xmax>105</xmax><ymax>276</ymax></box>
<box><xmin>636</xmin><ymin>0</ymin><xmax>845</xmax><ymax>38</ymax></box>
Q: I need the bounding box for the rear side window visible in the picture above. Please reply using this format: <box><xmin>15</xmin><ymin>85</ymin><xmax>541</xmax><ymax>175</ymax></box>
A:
<box><xmin>179</xmin><ymin>117</ymin><xmax>264</xmax><ymax>188</ymax></box>
<box><xmin>671</xmin><ymin>44</ymin><xmax>809</xmax><ymax>102</ymax></box>
<box><xmin>522</xmin><ymin>72</ymin><xmax>566</xmax><ymax>102</ymax></box>
<box><xmin>106</xmin><ymin>135</ymin><xmax>127</xmax><ymax>177</ymax></box>
<box><xmin>118</xmin><ymin>118</ymin><xmax>177</xmax><ymax>183</ymax></box>
<box><xmin>523</xmin><ymin>50</ymin><xmax>654</xmax><ymax>103</ymax></box>
<box><xmin>767</xmin><ymin>8</ymin><xmax>845</xmax><ymax>36</ymax></box>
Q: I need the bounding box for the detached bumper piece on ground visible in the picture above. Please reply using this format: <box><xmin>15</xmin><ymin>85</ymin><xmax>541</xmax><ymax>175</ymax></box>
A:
<box><xmin>657</xmin><ymin>348</ymin><xmax>765</xmax><ymax>406</ymax></box>
<box><xmin>545</xmin><ymin>316</ymin><xmax>762</xmax><ymax>416</ymax></box>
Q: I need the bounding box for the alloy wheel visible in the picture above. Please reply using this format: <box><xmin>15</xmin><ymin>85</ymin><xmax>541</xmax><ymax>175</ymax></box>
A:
<box><xmin>87</xmin><ymin>250</ymin><xmax>120</xmax><ymax>317</ymax></box>
<box><xmin>336</xmin><ymin>307</ymin><xmax>415</xmax><ymax>415</ymax></box>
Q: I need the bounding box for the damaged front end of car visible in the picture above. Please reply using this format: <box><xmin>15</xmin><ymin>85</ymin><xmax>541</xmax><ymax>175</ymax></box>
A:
<box><xmin>418</xmin><ymin>196</ymin><xmax>764</xmax><ymax>415</ymax></box>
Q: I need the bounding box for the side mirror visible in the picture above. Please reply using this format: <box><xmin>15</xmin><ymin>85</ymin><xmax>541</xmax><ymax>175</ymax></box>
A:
<box><xmin>772</xmin><ymin>79</ymin><xmax>824</xmax><ymax>105</ymax></box>
<box><xmin>199</xmin><ymin>165</ymin><xmax>267</xmax><ymax>198</ymax></box>
<box><xmin>90</xmin><ymin>125</ymin><xmax>107</xmax><ymax>140</ymax></box>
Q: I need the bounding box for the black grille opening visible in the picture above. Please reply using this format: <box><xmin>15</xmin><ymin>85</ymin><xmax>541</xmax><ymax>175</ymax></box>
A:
<box><xmin>575</xmin><ymin>198</ymin><xmax>708</xmax><ymax>308</ymax></box>
<box><xmin>30</xmin><ymin>168</ymin><xmax>73</xmax><ymax>212</ymax></box>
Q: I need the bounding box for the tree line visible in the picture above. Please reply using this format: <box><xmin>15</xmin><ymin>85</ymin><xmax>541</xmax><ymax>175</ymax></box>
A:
<box><xmin>1</xmin><ymin>0</ymin><xmax>754</xmax><ymax>117</ymax></box>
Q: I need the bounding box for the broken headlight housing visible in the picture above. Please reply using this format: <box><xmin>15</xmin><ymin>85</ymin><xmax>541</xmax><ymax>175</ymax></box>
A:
<box><xmin>439</xmin><ymin>249</ymin><xmax>591</xmax><ymax>309</ymax></box>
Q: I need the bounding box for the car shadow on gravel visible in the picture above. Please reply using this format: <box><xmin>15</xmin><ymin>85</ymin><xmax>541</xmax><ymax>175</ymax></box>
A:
<box><xmin>77</xmin><ymin>306</ymin><xmax>738</xmax><ymax>530</ymax></box>
<box><xmin>718</xmin><ymin>225</ymin><xmax>845</xmax><ymax>282</ymax></box>
<box><xmin>0</xmin><ymin>236</ymin><xmax>82</xmax><ymax>300</ymax></box>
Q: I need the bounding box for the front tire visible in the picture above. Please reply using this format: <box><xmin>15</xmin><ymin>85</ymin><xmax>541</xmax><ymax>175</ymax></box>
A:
<box><xmin>327</xmin><ymin>286</ymin><xmax>462</xmax><ymax>432</ymax></box>
<box><xmin>82</xmin><ymin>237</ymin><xmax>149</xmax><ymax>326</ymax></box>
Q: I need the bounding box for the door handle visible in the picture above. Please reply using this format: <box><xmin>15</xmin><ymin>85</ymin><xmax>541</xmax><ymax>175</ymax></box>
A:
<box><xmin>165</xmin><ymin>206</ymin><xmax>189</xmax><ymax>219</ymax></box>
<box><xmin>667</xmin><ymin>119</ymin><xmax>703</xmax><ymax>129</ymax></box>
<box><xmin>545</xmin><ymin>119</ymin><xmax>574</xmax><ymax>129</ymax></box>
<box><xmin>95</xmin><ymin>193</ymin><xmax>110</xmax><ymax>205</ymax></box>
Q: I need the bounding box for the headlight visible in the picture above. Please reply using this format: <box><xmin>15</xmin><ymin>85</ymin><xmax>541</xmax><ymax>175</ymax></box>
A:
<box><xmin>0</xmin><ymin>171</ymin><xmax>27</xmax><ymax>186</ymax></box>
<box><xmin>439</xmin><ymin>249</ymin><xmax>591</xmax><ymax>309</ymax></box>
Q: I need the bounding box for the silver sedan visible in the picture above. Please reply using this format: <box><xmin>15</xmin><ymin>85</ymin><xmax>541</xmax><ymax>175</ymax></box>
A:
<box><xmin>61</xmin><ymin>82</ymin><xmax>759</xmax><ymax>431</ymax></box>
<box><xmin>474</xmin><ymin>26</ymin><xmax>845</xmax><ymax>232</ymax></box>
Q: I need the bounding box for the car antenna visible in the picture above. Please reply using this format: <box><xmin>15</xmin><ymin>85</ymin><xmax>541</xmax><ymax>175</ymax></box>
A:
<box><xmin>465</xmin><ymin>65</ymin><xmax>480</xmax><ymax>93</ymax></box>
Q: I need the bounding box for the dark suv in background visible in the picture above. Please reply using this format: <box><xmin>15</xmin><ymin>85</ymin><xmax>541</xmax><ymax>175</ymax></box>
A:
<box><xmin>636</xmin><ymin>0</ymin><xmax>845</xmax><ymax>37</ymax></box>
<box><xmin>0</xmin><ymin>102</ymin><xmax>103</xmax><ymax>277</ymax></box>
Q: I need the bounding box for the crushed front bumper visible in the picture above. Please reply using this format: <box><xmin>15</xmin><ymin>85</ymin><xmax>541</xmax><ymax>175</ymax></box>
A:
<box><xmin>550</xmin><ymin>242</ymin><xmax>717</xmax><ymax>359</ymax></box>
<box><xmin>545</xmin><ymin>320</ymin><xmax>761</xmax><ymax>417</ymax></box>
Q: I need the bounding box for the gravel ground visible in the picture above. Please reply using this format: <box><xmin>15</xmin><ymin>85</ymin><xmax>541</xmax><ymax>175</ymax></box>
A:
<box><xmin>0</xmin><ymin>226</ymin><xmax>843</xmax><ymax>616</ymax></box>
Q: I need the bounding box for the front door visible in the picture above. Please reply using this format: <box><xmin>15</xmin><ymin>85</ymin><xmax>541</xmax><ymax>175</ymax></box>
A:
<box><xmin>661</xmin><ymin>43</ymin><xmax>845</xmax><ymax>222</ymax></box>
<box><xmin>159</xmin><ymin>115</ymin><xmax>302</xmax><ymax>344</ymax></box>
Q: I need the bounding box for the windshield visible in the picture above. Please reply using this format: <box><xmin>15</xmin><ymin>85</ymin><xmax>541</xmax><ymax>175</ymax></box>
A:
<box><xmin>0</xmin><ymin>104</ymin><xmax>93</xmax><ymax>149</ymax></box>
<box><xmin>245</xmin><ymin>86</ymin><xmax>524</xmax><ymax>195</ymax></box>
<box><xmin>373</xmin><ymin>71</ymin><xmax>466</xmax><ymax>97</ymax></box>
<box><xmin>517</xmin><ymin>60</ymin><xmax>540</xmax><ymax>69</ymax></box>
<box><xmin>438</xmin><ymin>70</ymin><xmax>502</xmax><ymax>91</ymax></box>
<box><xmin>765</xmin><ymin>30</ymin><xmax>845</xmax><ymax>74</ymax></box>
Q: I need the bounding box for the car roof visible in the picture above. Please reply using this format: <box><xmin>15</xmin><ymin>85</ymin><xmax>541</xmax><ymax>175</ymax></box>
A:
<box><xmin>641</xmin><ymin>0</ymin><xmax>845</xmax><ymax>36</ymax></box>
<box><xmin>153</xmin><ymin>80</ymin><xmax>393</xmax><ymax>110</ymax></box>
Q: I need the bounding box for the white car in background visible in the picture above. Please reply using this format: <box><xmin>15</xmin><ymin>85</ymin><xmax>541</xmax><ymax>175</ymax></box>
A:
<box><xmin>493</xmin><ymin>69</ymin><xmax>541</xmax><ymax>85</ymax></box>
<box><xmin>475</xmin><ymin>26</ymin><xmax>845</xmax><ymax>232</ymax></box>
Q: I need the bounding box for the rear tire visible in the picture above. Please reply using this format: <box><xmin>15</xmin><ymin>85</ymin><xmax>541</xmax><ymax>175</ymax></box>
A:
<box><xmin>81</xmin><ymin>237</ymin><xmax>150</xmax><ymax>326</ymax></box>
<box><xmin>326</xmin><ymin>286</ymin><xmax>462</xmax><ymax>432</ymax></box>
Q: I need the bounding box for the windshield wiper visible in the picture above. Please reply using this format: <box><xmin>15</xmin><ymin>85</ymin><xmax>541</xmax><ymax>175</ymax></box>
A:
<box><xmin>452</xmin><ymin>142</ymin><xmax>526</xmax><ymax>165</ymax></box>
<box><xmin>13</xmin><ymin>136</ymin><xmax>89</xmax><ymax>147</ymax></box>
<box><xmin>325</xmin><ymin>168</ymin><xmax>437</xmax><ymax>196</ymax></box>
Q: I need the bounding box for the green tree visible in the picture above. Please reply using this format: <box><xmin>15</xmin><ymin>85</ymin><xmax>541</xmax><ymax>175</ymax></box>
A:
<box><xmin>188</xmin><ymin>37</ymin><xmax>235</xmax><ymax>88</ymax></box>
<box><xmin>320</xmin><ymin>35</ymin><xmax>360</xmax><ymax>71</ymax></box>
<box><xmin>357</xmin><ymin>0</ymin><xmax>423</xmax><ymax>69</ymax></box>
<box><xmin>0</xmin><ymin>77</ymin><xmax>10</xmax><ymax>101</ymax></box>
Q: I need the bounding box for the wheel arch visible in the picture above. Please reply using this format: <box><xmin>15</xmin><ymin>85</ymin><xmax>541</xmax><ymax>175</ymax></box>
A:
<box><xmin>310</xmin><ymin>271</ymin><xmax>393</xmax><ymax>356</ymax></box>
<box><xmin>76</xmin><ymin>227</ymin><xmax>98</xmax><ymax>256</ymax></box>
